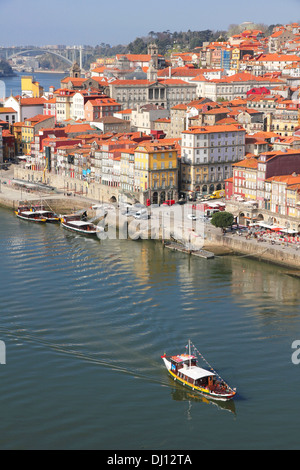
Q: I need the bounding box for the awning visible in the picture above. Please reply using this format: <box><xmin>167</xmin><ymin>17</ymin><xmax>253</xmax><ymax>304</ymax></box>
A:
<box><xmin>281</xmin><ymin>229</ymin><xmax>299</xmax><ymax>234</ymax></box>
<box><xmin>258</xmin><ymin>222</ymin><xmax>274</xmax><ymax>229</ymax></box>
<box><xmin>180</xmin><ymin>366</ymin><xmax>215</xmax><ymax>381</ymax></box>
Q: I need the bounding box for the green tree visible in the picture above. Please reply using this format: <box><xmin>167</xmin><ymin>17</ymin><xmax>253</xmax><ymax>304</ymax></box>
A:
<box><xmin>211</xmin><ymin>211</ymin><xmax>234</xmax><ymax>232</ymax></box>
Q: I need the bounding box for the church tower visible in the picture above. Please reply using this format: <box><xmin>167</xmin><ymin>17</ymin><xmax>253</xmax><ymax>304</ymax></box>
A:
<box><xmin>70</xmin><ymin>62</ymin><xmax>81</xmax><ymax>78</ymax></box>
<box><xmin>148</xmin><ymin>43</ymin><xmax>159</xmax><ymax>69</ymax></box>
<box><xmin>147</xmin><ymin>59</ymin><xmax>157</xmax><ymax>82</ymax></box>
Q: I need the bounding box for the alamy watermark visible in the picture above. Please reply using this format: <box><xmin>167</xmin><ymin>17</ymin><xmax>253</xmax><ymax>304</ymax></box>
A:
<box><xmin>0</xmin><ymin>340</ymin><xmax>6</xmax><ymax>365</ymax></box>
<box><xmin>291</xmin><ymin>340</ymin><xmax>300</xmax><ymax>365</ymax></box>
<box><xmin>94</xmin><ymin>204</ymin><xmax>206</xmax><ymax>250</ymax></box>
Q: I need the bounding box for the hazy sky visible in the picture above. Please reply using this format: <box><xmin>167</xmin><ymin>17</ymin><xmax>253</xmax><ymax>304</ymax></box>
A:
<box><xmin>0</xmin><ymin>0</ymin><xmax>299</xmax><ymax>46</ymax></box>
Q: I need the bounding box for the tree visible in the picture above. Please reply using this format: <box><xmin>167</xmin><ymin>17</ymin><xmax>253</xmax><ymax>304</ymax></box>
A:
<box><xmin>211</xmin><ymin>211</ymin><xmax>234</xmax><ymax>232</ymax></box>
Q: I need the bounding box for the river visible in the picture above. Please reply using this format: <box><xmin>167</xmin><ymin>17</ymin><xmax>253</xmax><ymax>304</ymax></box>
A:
<box><xmin>1</xmin><ymin>207</ymin><xmax>300</xmax><ymax>449</ymax></box>
<box><xmin>0</xmin><ymin>71</ymin><xmax>65</xmax><ymax>99</ymax></box>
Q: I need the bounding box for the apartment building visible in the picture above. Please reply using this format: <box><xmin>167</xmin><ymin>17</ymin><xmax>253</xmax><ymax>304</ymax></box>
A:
<box><xmin>21</xmin><ymin>115</ymin><xmax>56</xmax><ymax>155</ymax></box>
<box><xmin>134</xmin><ymin>141</ymin><xmax>179</xmax><ymax>204</ymax></box>
<box><xmin>131</xmin><ymin>104</ymin><xmax>169</xmax><ymax>134</ymax></box>
<box><xmin>181</xmin><ymin>123</ymin><xmax>246</xmax><ymax>196</ymax></box>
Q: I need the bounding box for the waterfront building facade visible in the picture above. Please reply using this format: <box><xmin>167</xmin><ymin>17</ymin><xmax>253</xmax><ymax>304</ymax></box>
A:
<box><xmin>180</xmin><ymin>123</ymin><xmax>246</xmax><ymax>197</ymax></box>
<box><xmin>134</xmin><ymin>141</ymin><xmax>179</xmax><ymax>204</ymax></box>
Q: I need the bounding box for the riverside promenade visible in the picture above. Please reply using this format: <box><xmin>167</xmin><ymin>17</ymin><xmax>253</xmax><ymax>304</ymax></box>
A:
<box><xmin>1</xmin><ymin>168</ymin><xmax>300</xmax><ymax>270</ymax></box>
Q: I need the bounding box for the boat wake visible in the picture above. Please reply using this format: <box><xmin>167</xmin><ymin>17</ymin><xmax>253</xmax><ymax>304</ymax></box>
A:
<box><xmin>0</xmin><ymin>325</ymin><xmax>167</xmax><ymax>386</ymax></box>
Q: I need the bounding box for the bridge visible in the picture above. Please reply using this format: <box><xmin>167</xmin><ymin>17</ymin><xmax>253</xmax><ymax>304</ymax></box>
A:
<box><xmin>6</xmin><ymin>46</ymin><xmax>85</xmax><ymax>70</ymax></box>
<box><xmin>7</xmin><ymin>48</ymin><xmax>74</xmax><ymax>66</ymax></box>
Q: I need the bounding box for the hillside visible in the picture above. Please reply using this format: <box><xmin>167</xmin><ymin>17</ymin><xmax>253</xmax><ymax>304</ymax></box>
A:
<box><xmin>0</xmin><ymin>59</ymin><xmax>15</xmax><ymax>77</ymax></box>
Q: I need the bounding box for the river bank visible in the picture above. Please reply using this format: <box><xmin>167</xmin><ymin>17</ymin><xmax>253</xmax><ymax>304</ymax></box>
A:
<box><xmin>1</xmin><ymin>173</ymin><xmax>300</xmax><ymax>270</ymax></box>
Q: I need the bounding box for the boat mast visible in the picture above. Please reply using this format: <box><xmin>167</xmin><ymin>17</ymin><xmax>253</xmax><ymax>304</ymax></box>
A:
<box><xmin>189</xmin><ymin>339</ymin><xmax>191</xmax><ymax>369</ymax></box>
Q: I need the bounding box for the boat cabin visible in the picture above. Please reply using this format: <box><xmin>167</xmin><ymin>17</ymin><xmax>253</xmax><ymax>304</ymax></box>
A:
<box><xmin>34</xmin><ymin>210</ymin><xmax>59</xmax><ymax>219</ymax></box>
<box><xmin>170</xmin><ymin>354</ymin><xmax>197</xmax><ymax>373</ymax></box>
<box><xmin>170</xmin><ymin>354</ymin><xmax>215</xmax><ymax>388</ymax></box>
<box><xmin>64</xmin><ymin>220</ymin><xmax>97</xmax><ymax>233</ymax></box>
<box><xmin>18</xmin><ymin>211</ymin><xmax>46</xmax><ymax>221</ymax></box>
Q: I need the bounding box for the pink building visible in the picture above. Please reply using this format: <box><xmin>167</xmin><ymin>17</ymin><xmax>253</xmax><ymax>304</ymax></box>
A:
<box><xmin>84</xmin><ymin>98</ymin><xmax>122</xmax><ymax>121</ymax></box>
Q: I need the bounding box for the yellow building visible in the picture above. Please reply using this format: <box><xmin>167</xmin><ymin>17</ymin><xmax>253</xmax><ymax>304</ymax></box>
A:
<box><xmin>21</xmin><ymin>121</ymin><xmax>34</xmax><ymax>155</ymax></box>
<box><xmin>230</xmin><ymin>48</ymin><xmax>240</xmax><ymax>71</ymax></box>
<box><xmin>21</xmin><ymin>115</ymin><xmax>55</xmax><ymax>155</ymax></box>
<box><xmin>286</xmin><ymin>183</ymin><xmax>300</xmax><ymax>218</ymax></box>
<box><xmin>267</xmin><ymin>113</ymin><xmax>298</xmax><ymax>137</ymax></box>
<box><xmin>21</xmin><ymin>76</ymin><xmax>44</xmax><ymax>98</ymax></box>
<box><xmin>134</xmin><ymin>141</ymin><xmax>178</xmax><ymax>204</ymax></box>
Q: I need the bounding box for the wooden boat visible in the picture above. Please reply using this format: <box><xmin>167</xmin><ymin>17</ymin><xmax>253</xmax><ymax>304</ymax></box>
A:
<box><xmin>15</xmin><ymin>208</ymin><xmax>47</xmax><ymax>223</ymax></box>
<box><xmin>61</xmin><ymin>216</ymin><xmax>99</xmax><ymax>236</ymax></box>
<box><xmin>59</xmin><ymin>210</ymin><xmax>88</xmax><ymax>224</ymax></box>
<box><xmin>162</xmin><ymin>340</ymin><xmax>236</xmax><ymax>401</ymax></box>
<box><xmin>31</xmin><ymin>209</ymin><xmax>60</xmax><ymax>223</ymax></box>
<box><xmin>30</xmin><ymin>205</ymin><xmax>60</xmax><ymax>223</ymax></box>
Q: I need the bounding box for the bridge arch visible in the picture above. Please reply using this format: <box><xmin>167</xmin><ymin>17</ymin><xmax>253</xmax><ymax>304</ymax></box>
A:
<box><xmin>7</xmin><ymin>49</ymin><xmax>73</xmax><ymax>66</ymax></box>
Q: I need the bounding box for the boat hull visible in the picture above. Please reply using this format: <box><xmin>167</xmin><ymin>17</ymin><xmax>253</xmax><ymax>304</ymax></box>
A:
<box><xmin>61</xmin><ymin>222</ymin><xmax>98</xmax><ymax>236</ymax></box>
<box><xmin>162</xmin><ymin>357</ymin><xmax>236</xmax><ymax>402</ymax></box>
<box><xmin>15</xmin><ymin>212</ymin><xmax>47</xmax><ymax>223</ymax></box>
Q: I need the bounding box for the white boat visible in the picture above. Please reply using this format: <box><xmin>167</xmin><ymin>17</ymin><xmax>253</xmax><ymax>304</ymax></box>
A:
<box><xmin>162</xmin><ymin>340</ymin><xmax>236</xmax><ymax>401</ymax></box>
<box><xmin>61</xmin><ymin>217</ymin><xmax>100</xmax><ymax>236</ymax></box>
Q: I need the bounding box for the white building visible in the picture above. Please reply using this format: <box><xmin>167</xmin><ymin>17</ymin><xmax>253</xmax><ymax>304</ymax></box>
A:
<box><xmin>181</xmin><ymin>123</ymin><xmax>246</xmax><ymax>194</ymax></box>
<box><xmin>190</xmin><ymin>72</ymin><xmax>285</xmax><ymax>101</ymax></box>
<box><xmin>4</xmin><ymin>96</ymin><xmax>46</xmax><ymax>122</ymax></box>
<box><xmin>131</xmin><ymin>104</ymin><xmax>169</xmax><ymax>134</ymax></box>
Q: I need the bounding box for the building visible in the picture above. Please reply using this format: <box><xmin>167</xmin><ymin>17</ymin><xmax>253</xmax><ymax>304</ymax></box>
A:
<box><xmin>21</xmin><ymin>115</ymin><xmax>56</xmax><ymax>155</ymax></box>
<box><xmin>120</xmin><ymin>149</ymin><xmax>135</xmax><ymax>195</ymax></box>
<box><xmin>0</xmin><ymin>107</ymin><xmax>18</xmax><ymax>125</ymax></box>
<box><xmin>130</xmin><ymin>104</ymin><xmax>169</xmax><ymax>134</ymax></box>
<box><xmin>54</xmin><ymin>89</ymin><xmax>76</xmax><ymax>122</ymax></box>
<box><xmin>268</xmin><ymin>29</ymin><xmax>296</xmax><ymax>53</ymax></box>
<box><xmin>134</xmin><ymin>141</ymin><xmax>179</xmax><ymax>204</ymax></box>
<box><xmin>43</xmin><ymin>98</ymin><xmax>56</xmax><ymax>118</ymax></box>
<box><xmin>1</xmin><ymin>129</ymin><xmax>15</xmax><ymax>161</ymax></box>
<box><xmin>4</xmin><ymin>96</ymin><xmax>46</xmax><ymax>122</ymax></box>
<box><xmin>181</xmin><ymin>123</ymin><xmax>246</xmax><ymax>197</ymax></box>
<box><xmin>72</xmin><ymin>90</ymin><xmax>106</xmax><ymax>121</ymax></box>
<box><xmin>84</xmin><ymin>97</ymin><xmax>122</xmax><ymax>121</ymax></box>
<box><xmin>245</xmin><ymin>53</ymin><xmax>300</xmax><ymax>75</ymax></box>
<box><xmin>21</xmin><ymin>76</ymin><xmax>44</xmax><ymax>98</ymax></box>
<box><xmin>193</xmin><ymin>72</ymin><xmax>284</xmax><ymax>102</ymax></box>
<box><xmin>91</xmin><ymin>116</ymin><xmax>131</xmax><ymax>134</ymax></box>
<box><xmin>108</xmin><ymin>77</ymin><xmax>197</xmax><ymax>110</ymax></box>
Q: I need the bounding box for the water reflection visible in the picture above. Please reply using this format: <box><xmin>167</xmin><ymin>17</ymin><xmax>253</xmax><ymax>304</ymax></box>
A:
<box><xmin>230</xmin><ymin>257</ymin><xmax>300</xmax><ymax>307</ymax></box>
<box><xmin>168</xmin><ymin>378</ymin><xmax>236</xmax><ymax>416</ymax></box>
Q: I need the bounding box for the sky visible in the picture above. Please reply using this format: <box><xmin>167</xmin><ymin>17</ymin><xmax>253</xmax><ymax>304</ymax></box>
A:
<box><xmin>0</xmin><ymin>0</ymin><xmax>300</xmax><ymax>47</ymax></box>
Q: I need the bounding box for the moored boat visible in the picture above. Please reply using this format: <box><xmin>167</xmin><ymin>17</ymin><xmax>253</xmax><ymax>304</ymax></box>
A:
<box><xmin>161</xmin><ymin>340</ymin><xmax>236</xmax><ymax>401</ymax></box>
<box><xmin>15</xmin><ymin>208</ymin><xmax>47</xmax><ymax>223</ymax></box>
<box><xmin>61</xmin><ymin>216</ymin><xmax>99</xmax><ymax>236</ymax></box>
<box><xmin>30</xmin><ymin>205</ymin><xmax>60</xmax><ymax>223</ymax></box>
<box><xmin>31</xmin><ymin>209</ymin><xmax>60</xmax><ymax>223</ymax></box>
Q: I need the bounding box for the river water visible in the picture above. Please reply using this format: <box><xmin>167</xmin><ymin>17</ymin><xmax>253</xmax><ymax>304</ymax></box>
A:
<box><xmin>1</xmin><ymin>206</ymin><xmax>300</xmax><ymax>449</ymax></box>
<box><xmin>0</xmin><ymin>72</ymin><xmax>65</xmax><ymax>99</ymax></box>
